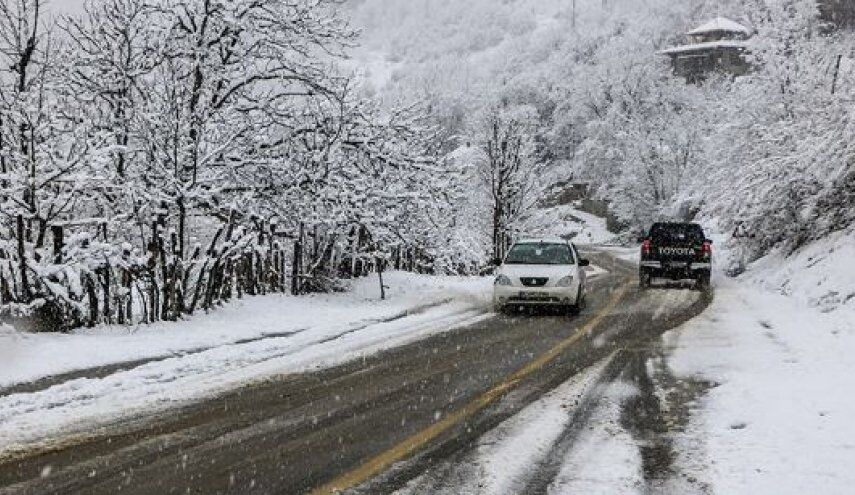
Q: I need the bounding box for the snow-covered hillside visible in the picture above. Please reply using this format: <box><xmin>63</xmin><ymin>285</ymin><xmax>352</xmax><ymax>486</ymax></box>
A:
<box><xmin>350</xmin><ymin>0</ymin><xmax>855</xmax><ymax>267</ymax></box>
<box><xmin>520</xmin><ymin>205</ymin><xmax>615</xmax><ymax>245</ymax></box>
<box><xmin>744</xmin><ymin>227</ymin><xmax>855</xmax><ymax>313</ymax></box>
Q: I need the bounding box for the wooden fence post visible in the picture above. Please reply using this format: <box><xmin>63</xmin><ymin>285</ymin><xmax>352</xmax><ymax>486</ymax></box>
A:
<box><xmin>377</xmin><ymin>256</ymin><xmax>386</xmax><ymax>300</ymax></box>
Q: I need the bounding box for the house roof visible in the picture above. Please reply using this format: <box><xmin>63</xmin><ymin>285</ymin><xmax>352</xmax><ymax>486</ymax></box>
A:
<box><xmin>660</xmin><ymin>39</ymin><xmax>748</xmax><ymax>56</ymax></box>
<box><xmin>686</xmin><ymin>17</ymin><xmax>752</xmax><ymax>36</ymax></box>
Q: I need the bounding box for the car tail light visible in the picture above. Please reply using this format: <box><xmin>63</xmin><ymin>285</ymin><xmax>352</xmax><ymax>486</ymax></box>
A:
<box><xmin>641</xmin><ymin>240</ymin><xmax>652</xmax><ymax>256</ymax></box>
<box><xmin>701</xmin><ymin>241</ymin><xmax>712</xmax><ymax>258</ymax></box>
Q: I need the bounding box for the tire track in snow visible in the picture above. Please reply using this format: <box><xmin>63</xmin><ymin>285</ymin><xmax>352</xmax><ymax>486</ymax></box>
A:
<box><xmin>386</xmin><ymin>285</ymin><xmax>712</xmax><ymax>495</ymax></box>
<box><xmin>394</xmin><ymin>357</ymin><xmax>618</xmax><ymax>495</ymax></box>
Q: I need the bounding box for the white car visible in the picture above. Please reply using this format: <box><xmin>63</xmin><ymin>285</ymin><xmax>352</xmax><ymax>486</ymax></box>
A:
<box><xmin>493</xmin><ymin>239</ymin><xmax>589</xmax><ymax>314</ymax></box>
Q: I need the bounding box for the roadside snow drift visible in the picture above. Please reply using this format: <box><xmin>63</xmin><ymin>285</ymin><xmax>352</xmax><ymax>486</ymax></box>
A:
<box><xmin>664</xmin><ymin>277</ymin><xmax>855</xmax><ymax>494</ymax></box>
<box><xmin>0</xmin><ymin>273</ymin><xmax>491</xmax><ymax>458</ymax></box>
<box><xmin>0</xmin><ymin>272</ymin><xmax>490</xmax><ymax>389</ymax></box>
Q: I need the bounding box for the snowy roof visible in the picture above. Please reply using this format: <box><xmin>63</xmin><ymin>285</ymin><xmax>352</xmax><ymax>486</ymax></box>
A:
<box><xmin>686</xmin><ymin>17</ymin><xmax>751</xmax><ymax>36</ymax></box>
<box><xmin>660</xmin><ymin>39</ymin><xmax>748</xmax><ymax>56</ymax></box>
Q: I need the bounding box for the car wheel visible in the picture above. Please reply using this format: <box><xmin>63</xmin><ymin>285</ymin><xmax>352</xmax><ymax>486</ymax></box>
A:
<box><xmin>696</xmin><ymin>271</ymin><xmax>711</xmax><ymax>291</ymax></box>
<box><xmin>568</xmin><ymin>287</ymin><xmax>583</xmax><ymax>316</ymax></box>
<box><xmin>639</xmin><ymin>270</ymin><xmax>652</xmax><ymax>289</ymax></box>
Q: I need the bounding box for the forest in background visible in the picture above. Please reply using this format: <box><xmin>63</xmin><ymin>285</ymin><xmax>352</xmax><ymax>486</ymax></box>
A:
<box><xmin>350</xmin><ymin>0</ymin><xmax>855</xmax><ymax>270</ymax></box>
<box><xmin>1</xmin><ymin>0</ymin><xmax>853</xmax><ymax>331</ymax></box>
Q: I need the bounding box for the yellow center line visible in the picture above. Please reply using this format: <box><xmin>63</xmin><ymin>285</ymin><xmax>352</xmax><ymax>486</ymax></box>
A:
<box><xmin>310</xmin><ymin>281</ymin><xmax>632</xmax><ymax>495</ymax></box>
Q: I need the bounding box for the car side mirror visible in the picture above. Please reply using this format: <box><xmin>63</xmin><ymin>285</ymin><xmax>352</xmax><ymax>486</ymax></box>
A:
<box><xmin>579</xmin><ymin>259</ymin><xmax>590</xmax><ymax>267</ymax></box>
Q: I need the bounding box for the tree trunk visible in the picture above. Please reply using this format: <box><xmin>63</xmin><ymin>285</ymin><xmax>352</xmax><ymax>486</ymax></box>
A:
<box><xmin>101</xmin><ymin>266</ymin><xmax>112</xmax><ymax>325</ymax></box>
<box><xmin>291</xmin><ymin>238</ymin><xmax>302</xmax><ymax>296</ymax></box>
<box><xmin>85</xmin><ymin>273</ymin><xmax>98</xmax><ymax>327</ymax></box>
<box><xmin>377</xmin><ymin>257</ymin><xmax>386</xmax><ymax>300</ymax></box>
<box><xmin>51</xmin><ymin>225</ymin><xmax>64</xmax><ymax>264</ymax></box>
<box><xmin>17</xmin><ymin>215</ymin><xmax>31</xmax><ymax>303</ymax></box>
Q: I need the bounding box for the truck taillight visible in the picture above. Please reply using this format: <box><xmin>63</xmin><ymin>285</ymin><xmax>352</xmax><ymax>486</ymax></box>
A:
<box><xmin>701</xmin><ymin>241</ymin><xmax>712</xmax><ymax>258</ymax></box>
<box><xmin>641</xmin><ymin>240</ymin><xmax>652</xmax><ymax>256</ymax></box>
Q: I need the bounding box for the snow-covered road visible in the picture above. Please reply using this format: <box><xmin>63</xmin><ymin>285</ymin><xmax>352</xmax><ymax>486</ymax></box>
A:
<box><xmin>2</xmin><ymin>250</ymin><xmax>686</xmax><ymax>495</ymax></box>
<box><xmin>395</xmin><ymin>358</ymin><xmax>649</xmax><ymax>495</ymax></box>
<box><xmin>0</xmin><ymin>273</ymin><xmax>492</xmax><ymax>390</ymax></box>
<box><xmin>0</xmin><ymin>273</ymin><xmax>492</xmax><ymax>458</ymax></box>
<box><xmin>392</xmin><ymin>232</ymin><xmax>855</xmax><ymax>495</ymax></box>
<box><xmin>4</xmin><ymin>240</ymin><xmax>852</xmax><ymax>495</ymax></box>
<box><xmin>395</xmin><ymin>288</ymin><xmax>707</xmax><ymax>495</ymax></box>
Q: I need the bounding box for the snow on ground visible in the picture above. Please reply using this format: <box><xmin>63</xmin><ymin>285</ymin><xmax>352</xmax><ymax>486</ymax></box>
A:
<box><xmin>0</xmin><ymin>272</ymin><xmax>489</xmax><ymax>389</ymax></box>
<box><xmin>397</xmin><ymin>358</ymin><xmax>615</xmax><ymax>495</ymax></box>
<box><xmin>584</xmin><ymin>263</ymin><xmax>610</xmax><ymax>279</ymax></box>
<box><xmin>547</xmin><ymin>382</ymin><xmax>643</xmax><ymax>495</ymax></box>
<box><xmin>0</xmin><ymin>272</ymin><xmax>492</xmax><ymax>458</ymax></box>
<box><xmin>582</xmin><ymin>229</ymin><xmax>855</xmax><ymax>493</ymax></box>
<box><xmin>465</xmin><ymin>361</ymin><xmax>612</xmax><ymax>495</ymax></box>
<box><xmin>397</xmin><ymin>359</ymin><xmax>648</xmax><ymax>495</ymax></box>
<box><xmin>743</xmin><ymin>226</ymin><xmax>855</xmax><ymax>313</ymax></box>
<box><xmin>521</xmin><ymin>205</ymin><xmax>615</xmax><ymax>245</ymax></box>
<box><xmin>661</xmin><ymin>233</ymin><xmax>855</xmax><ymax>493</ymax></box>
<box><xmin>596</xmin><ymin>245</ymin><xmax>639</xmax><ymax>264</ymax></box>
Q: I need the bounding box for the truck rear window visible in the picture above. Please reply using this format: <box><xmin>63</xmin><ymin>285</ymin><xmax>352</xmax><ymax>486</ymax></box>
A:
<box><xmin>649</xmin><ymin>223</ymin><xmax>705</xmax><ymax>243</ymax></box>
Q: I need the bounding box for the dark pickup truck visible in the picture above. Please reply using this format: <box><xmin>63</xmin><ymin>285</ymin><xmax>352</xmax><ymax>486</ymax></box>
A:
<box><xmin>639</xmin><ymin>222</ymin><xmax>712</xmax><ymax>289</ymax></box>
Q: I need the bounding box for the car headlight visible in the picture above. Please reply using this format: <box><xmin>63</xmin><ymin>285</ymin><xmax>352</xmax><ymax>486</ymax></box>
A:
<box><xmin>556</xmin><ymin>275</ymin><xmax>574</xmax><ymax>287</ymax></box>
<box><xmin>494</xmin><ymin>275</ymin><xmax>512</xmax><ymax>286</ymax></box>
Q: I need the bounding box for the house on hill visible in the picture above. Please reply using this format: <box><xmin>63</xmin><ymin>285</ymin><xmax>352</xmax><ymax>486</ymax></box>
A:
<box><xmin>661</xmin><ymin>17</ymin><xmax>752</xmax><ymax>82</ymax></box>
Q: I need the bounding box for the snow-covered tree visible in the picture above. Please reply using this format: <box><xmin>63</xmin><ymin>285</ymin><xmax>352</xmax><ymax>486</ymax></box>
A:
<box><xmin>469</xmin><ymin>105</ymin><xmax>542</xmax><ymax>261</ymax></box>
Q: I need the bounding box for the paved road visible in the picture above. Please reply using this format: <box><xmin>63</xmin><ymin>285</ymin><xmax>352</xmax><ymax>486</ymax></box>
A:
<box><xmin>0</xmin><ymin>250</ymin><xmax>711</xmax><ymax>495</ymax></box>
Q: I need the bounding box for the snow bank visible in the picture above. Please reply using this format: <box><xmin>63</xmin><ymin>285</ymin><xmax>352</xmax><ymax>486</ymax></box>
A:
<box><xmin>0</xmin><ymin>272</ymin><xmax>490</xmax><ymax>390</ymax></box>
<box><xmin>744</xmin><ymin>227</ymin><xmax>855</xmax><ymax>313</ymax></box>
<box><xmin>664</xmin><ymin>274</ymin><xmax>855</xmax><ymax>492</ymax></box>
<box><xmin>603</xmin><ymin>226</ymin><xmax>855</xmax><ymax>492</ymax></box>
<box><xmin>0</xmin><ymin>272</ymin><xmax>493</xmax><ymax>456</ymax></box>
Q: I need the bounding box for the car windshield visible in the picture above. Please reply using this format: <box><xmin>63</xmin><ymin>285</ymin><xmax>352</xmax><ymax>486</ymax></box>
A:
<box><xmin>649</xmin><ymin>223</ymin><xmax>705</xmax><ymax>243</ymax></box>
<box><xmin>505</xmin><ymin>243</ymin><xmax>575</xmax><ymax>265</ymax></box>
